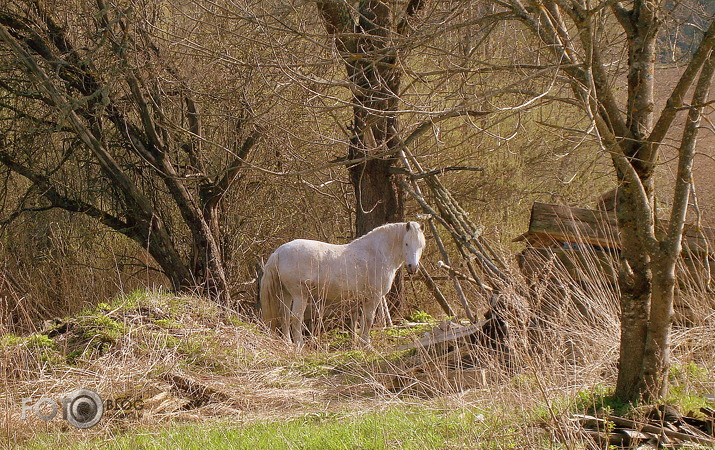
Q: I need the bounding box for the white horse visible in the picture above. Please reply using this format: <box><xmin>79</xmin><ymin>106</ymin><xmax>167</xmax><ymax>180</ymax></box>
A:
<box><xmin>260</xmin><ymin>222</ymin><xmax>426</xmax><ymax>347</ymax></box>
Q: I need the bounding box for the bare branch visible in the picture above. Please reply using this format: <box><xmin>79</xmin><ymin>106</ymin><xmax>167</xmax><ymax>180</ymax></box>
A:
<box><xmin>647</xmin><ymin>19</ymin><xmax>715</xmax><ymax>155</ymax></box>
<box><xmin>0</xmin><ymin>146</ymin><xmax>132</xmax><ymax>235</ymax></box>
<box><xmin>611</xmin><ymin>2</ymin><xmax>635</xmax><ymax>36</ymax></box>
<box><xmin>665</xmin><ymin>49</ymin><xmax>715</xmax><ymax>258</ymax></box>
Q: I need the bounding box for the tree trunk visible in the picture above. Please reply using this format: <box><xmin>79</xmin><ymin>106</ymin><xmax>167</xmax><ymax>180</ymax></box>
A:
<box><xmin>636</xmin><ymin>49</ymin><xmax>715</xmax><ymax>400</ymax></box>
<box><xmin>142</xmin><ymin>217</ymin><xmax>194</xmax><ymax>292</ymax></box>
<box><xmin>612</xmin><ymin>0</ymin><xmax>661</xmax><ymax>403</ymax></box>
<box><xmin>503</xmin><ymin>0</ymin><xmax>713</xmax><ymax>403</ymax></box>
<box><xmin>0</xmin><ymin>6</ymin><xmax>254</xmax><ymax>306</ymax></box>
<box><xmin>318</xmin><ymin>1</ymin><xmax>423</xmax><ymax>316</ymax></box>
<box><xmin>614</xmin><ymin>182</ymin><xmax>654</xmax><ymax>401</ymax></box>
<box><xmin>639</xmin><ymin>257</ymin><xmax>676</xmax><ymax>399</ymax></box>
<box><xmin>346</xmin><ymin>1</ymin><xmax>405</xmax><ymax>237</ymax></box>
<box><xmin>316</xmin><ymin>1</ymin><xmax>427</xmax><ymax>236</ymax></box>
<box><xmin>349</xmin><ymin>143</ymin><xmax>404</xmax><ymax>236</ymax></box>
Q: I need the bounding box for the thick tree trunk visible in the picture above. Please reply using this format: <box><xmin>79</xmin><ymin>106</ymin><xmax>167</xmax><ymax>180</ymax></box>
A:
<box><xmin>503</xmin><ymin>0</ymin><xmax>713</xmax><ymax>404</ymax></box>
<box><xmin>188</xmin><ymin>215</ymin><xmax>230</xmax><ymax>302</ymax></box>
<box><xmin>142</xmin><ymin>218</ymin><xmax>194</xmax><ymax>292</ymax></box>
<box><xmin>317</xmin><ymin>1</ymin><xmax>425</xmax><ymax>316</ymax></box>
<box><xmin>637</xmin><ymin>50</ymin><xmax>715</xmax><ymax>400</ymax></box>
<box><xmin>349</xmin><ymin>142</ymin><xmax>404</xmax><ymax>236</ymax></box>
<box><xmin>639</xmin><ymin>257</ymin><xmax>676</xmax><ymax>398</ymax></box>
<box><xmin>316</xmin><ymin>1</ymin><xmax>426</xmax><ymax>237</ymax></box>
<box><xmin>614</xmin><ymin>183</ymin><xmax>653</xmax><ymax>400</ymax></box>
<box><xmin>612</xmin><ymin>0</ymin><xmax>661</xmax><ymax>403</ymax></box>
<box><xmin>347</xmin><ymin>1</ymin><xmax>404</xmax><ymax>237</ymax></box>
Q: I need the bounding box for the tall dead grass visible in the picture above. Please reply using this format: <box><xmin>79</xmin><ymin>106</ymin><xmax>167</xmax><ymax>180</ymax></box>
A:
<box><xmin>0</xmin><ymin>211</ymin><xmax>169</xmax><ymax>336</ymax></box>
<box><xmin>1</xmin><ymin>235</ymin><xmax>714</xmax><ymax>448</ymax></box>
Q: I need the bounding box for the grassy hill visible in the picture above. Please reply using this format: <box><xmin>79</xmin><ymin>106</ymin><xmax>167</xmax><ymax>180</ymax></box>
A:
<box><xmin>2</xmin><ymin>287</ymin><xmax>714</xmax><ymax>448</ymax></box>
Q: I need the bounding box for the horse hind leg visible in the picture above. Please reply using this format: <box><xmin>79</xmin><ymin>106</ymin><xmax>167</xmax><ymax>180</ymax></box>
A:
<box><xmin>280</xmin><ymin>289</ymin><xmax>292</xmax><ymax>342</ymax></box>
<box><xmin>287</xmin><ymin>287</ymin><xmax>309</xmax><ymax>349</ymax></box>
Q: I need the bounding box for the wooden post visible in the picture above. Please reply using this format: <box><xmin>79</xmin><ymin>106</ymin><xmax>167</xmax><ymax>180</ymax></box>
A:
<box><xmin>418</xmin><ymin>266</ymin><xmax>456</xmax><ymax>318</ymax></box>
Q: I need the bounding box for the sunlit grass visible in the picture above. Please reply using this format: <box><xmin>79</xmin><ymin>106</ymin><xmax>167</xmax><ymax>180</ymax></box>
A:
<box><xmin>24</xmin><ymin>406</ymin><xmax>530</xmax><ymax>450</ymax></box>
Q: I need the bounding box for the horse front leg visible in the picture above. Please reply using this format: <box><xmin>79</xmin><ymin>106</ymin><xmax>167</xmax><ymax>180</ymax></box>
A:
<box><xmin>358</xmin><ymin>296</ymin><xmax>380</xmax><ymax>348</ymax></box>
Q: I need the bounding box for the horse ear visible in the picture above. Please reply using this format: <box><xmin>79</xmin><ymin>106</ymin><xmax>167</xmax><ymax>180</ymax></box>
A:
<box><xmin>406</xmin><ymin>222</ymin><xmax>411</xmax><ymax>231</ymax></box>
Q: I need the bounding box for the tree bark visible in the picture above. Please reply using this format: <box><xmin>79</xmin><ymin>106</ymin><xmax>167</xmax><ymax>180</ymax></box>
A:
<box><xmin>614</xmin><ymin>187</ymin><xmax>653</xmax><ymax>400</ymax></box>
<box><xmin>349</xmin><ymin>144</ymin><xmax>404</xmax><ymax>236</ymax></box>
<box><xmin>318</xmin><ymin>1</ymin><xmax>424</xmax><ymax>316</ymax></box>
<box><xmin>318</xmin><ymin>0</ymin><xmax>425</xmax><ymax>236</ymax></box>
<box><xmin>637</xmin><ymin>48</ymin><xmax>715</xmax><ymax>399</ymax></box>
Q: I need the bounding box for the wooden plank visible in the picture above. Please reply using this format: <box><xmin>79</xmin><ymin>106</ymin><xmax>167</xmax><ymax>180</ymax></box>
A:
<box><xmin>522</xmin><ymin>202</ymin><xmax>715</xmax><ymax>256</ymax></box>
<box><xmin>395</xmin><ymin>320</ymin><xmax>488</xmax><ymax>352</ymax></box>
<box><xmin>527</xmin><ymin>202</ymin><xmax>619</xmax><ymax>248</ymax></box>
<box><xmin>677</xmin><ymin>420</ymin><xmax>713</xmax><ymax>440</ymax></box>
<box><xmin>513</xmin><ymin>231</ymin><xmax>562</xmax><ymax>248</ymax></box>
<box><xmin>519</xmin><ymin>247</ymin><xmax>619</xmax><ymax>283</ymax></box>
<box><xmin>519</xmin><ymin>246</ymin><xmax>712</xmax><ymax>290</ymax></box>
<box><xmin>596</xmin><ymin>188</ymin><xmax>618</xmax><ymax>211</ymax></box>
<box><xmin>606</xmin><ymin>415</ymin><xmax>715</xmax><ymax>446</ymax></box>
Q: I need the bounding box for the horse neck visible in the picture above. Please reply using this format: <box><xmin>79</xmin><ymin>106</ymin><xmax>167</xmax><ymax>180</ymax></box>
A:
<box><xmin>355</xmin><ymin>223</ymin><xmax>403</xmax><ymax>267</ymax></box>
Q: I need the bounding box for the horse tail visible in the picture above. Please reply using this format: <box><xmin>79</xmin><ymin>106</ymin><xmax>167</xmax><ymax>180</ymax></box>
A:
<box><xmin>260</xmin><ymin>252</ymin><xmax>282</xmax><ymax>332</ymax></box>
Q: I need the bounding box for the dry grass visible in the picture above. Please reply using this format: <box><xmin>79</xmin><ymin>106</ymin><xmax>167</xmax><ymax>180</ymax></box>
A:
<box><xmin>1</xmin><ymin>249</ymin><xmax>714</xmax><ymax>449</ymax></box>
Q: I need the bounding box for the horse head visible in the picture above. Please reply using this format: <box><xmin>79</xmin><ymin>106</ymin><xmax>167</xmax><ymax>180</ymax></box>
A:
<box><xmin>403</xmin><ymin>222</ymin><xmax>426</xmax><ymax>274</ymax></box>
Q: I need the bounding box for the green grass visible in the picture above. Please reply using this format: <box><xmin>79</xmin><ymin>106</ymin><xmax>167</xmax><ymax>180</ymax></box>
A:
<box><xmin>665</xmin><ymin>362</ymin><xmax>714</xmax><ymax>414</ymax></box>
<box><xmin>25</xmin><ymin>406</ymin><xmax>503</xmax><ymax>450</ymax></box>
<box><xmin>406</xmin><ymin>310</ymin><xmax>434</xmax><ymax>324</ymax></box>
<box><xmin>540</xmin><ymin>370</ymin><xmax>715</xmax><ymax>422</ymax></box>
<box><xmin>570</xmin><ymin>384</ymin><xmax>628</xmax><ymax>417</ymax></box>
<box><xmin>103</xmin><ymin>288</ymin><xmax>168</xmax><ymax>312</ymax></box>
<box><xmin>383</xmin><ymin>324</ymin><xmax>432</xmax><ymax>339</ymax></box>
<box><xmin>0</xmin><ymin>333</ymin><xmax>55</xmax><ymax>349</ymax></box>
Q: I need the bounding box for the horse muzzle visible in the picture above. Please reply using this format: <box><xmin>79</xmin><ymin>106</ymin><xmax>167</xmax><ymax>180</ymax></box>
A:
<box><xmin>406</xmin><ymin>263</ymin><xmax>419</xmax><ymax>274</ymax></box>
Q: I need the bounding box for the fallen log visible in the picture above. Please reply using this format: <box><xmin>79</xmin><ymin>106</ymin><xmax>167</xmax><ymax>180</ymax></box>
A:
<box><xmin>606</xmin><ymin>414</ymin><xmax>715</xmax><ymax>446</ymax></box>
<box><xmin>163</xmin><ymin>372</ymin><xmax>232</xmax><ymax>410</ymax></box>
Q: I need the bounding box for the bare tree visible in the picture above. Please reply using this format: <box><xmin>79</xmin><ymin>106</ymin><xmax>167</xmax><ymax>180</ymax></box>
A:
<box><xmin>0</xmin><ymin>1</ymin><xmax>261</xmax><ymax>304</ymax></box>
<box><xmin>314</xmin><ymin>1</ymin><xmax>425</xmax><ymax>235</ymax></box>
<box><xmin>488</xmin><ymin>0</ymin><xmax>715</xmax><ymax>401</ymax></box>
<box><xmin>224</xmin><ymin>0</ymin><xmax>565</xmax><ymax>318</ymax></box>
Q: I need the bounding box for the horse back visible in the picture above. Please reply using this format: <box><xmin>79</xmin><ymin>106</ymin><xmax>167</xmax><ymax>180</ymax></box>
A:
<box><xmin>274</xmin><ymin>239</ymin><xmax>388</xmax><ymax>297</ymax></box>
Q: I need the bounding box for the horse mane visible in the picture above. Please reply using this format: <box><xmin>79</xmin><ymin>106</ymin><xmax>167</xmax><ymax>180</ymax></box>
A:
<box><xmin>350</xmin><ymin>222</ymin><xmax>406</xmax><ymax>244</ymax></box>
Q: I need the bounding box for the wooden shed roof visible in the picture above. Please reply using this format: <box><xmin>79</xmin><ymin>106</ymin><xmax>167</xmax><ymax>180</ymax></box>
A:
<box><xmin>514</xmin><ymin>202</ymin><xmax>715</xmax><ymax>256</ymax></box>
